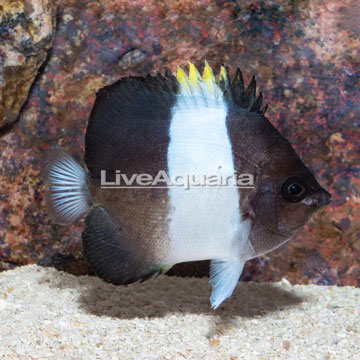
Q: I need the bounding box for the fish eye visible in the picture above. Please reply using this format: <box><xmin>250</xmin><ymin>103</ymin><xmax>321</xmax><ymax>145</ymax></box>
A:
<box><xmin>281</xmin><ymin>177</ymin><xmax>307</xmax><ymax>203</ymax></box>
<box><xmin>288</xmin><ymin>183</ymin><xmax>303</xmax><ymax>195</ymax></box>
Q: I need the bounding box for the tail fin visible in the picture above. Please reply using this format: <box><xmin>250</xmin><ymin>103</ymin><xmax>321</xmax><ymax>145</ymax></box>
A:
<box><xmin>43</xmin><ymin>150</ymin><xmax>91</xmax><ymax>225</ymax></box>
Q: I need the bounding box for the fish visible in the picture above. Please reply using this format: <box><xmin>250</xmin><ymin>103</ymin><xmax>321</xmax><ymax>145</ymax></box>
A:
<box><xmin>44</xmin><ymin>61</ymin><xmax>331</xmax><ymax>309</ymax></box>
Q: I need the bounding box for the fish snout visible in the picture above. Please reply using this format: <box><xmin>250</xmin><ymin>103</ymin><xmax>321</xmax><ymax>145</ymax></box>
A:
<box><xmin>321</xmin><ymin>190</ymin><xmax>332</xmax><ymax>206</ymax></box>
<box><xmin>312</xmin><ymin>189</ymin><xmax>332</xmax><ymax>207</ymax></box>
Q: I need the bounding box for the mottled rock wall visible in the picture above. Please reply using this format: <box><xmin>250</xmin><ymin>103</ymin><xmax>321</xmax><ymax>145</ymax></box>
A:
<box><xmin>0</xmin><ymin>0</ymin><xmax>58</xmax><ymax>128</ymax></box>
<box><xmin>0</xmin><ymin>0</ymin><xmax>359</xmax><ymax>285</ymax></box>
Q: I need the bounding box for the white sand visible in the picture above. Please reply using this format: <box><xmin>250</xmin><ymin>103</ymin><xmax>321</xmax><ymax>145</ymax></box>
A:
<box><xmin>0</xmin><ymin>265</ymin><xmax>359</xmax><ymax>359</ymax></box>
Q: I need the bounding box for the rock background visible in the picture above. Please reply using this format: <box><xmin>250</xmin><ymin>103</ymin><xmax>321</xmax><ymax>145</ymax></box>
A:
<box><xmin>0</xmin><ymin>0</ymin><xmax>58</xmax><ymax>129</ymax></box>
<box><xmin>0</xmin><ymin>0</ymin><xmax>359</xmax><ymax>286</ymax></box>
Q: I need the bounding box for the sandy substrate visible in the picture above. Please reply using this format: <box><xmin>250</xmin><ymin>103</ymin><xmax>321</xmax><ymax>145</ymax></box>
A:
<box><xmin>0</xmin><ymin>265</ymin><xmax>359</xmax><ymax>359</ymax></box>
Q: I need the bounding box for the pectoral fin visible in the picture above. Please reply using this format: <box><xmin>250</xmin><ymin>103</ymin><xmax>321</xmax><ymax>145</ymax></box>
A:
<box><xmin>209</xmin><ymin>258</ymin><xmax>246</xmax><ymax>309</ymax></box>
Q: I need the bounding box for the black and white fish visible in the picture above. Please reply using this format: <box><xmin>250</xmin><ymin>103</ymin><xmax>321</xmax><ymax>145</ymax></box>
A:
<box><xmin>44</xmin><ymin>62</ymin><xmax>331</xmax><ymax>308</ymax></box>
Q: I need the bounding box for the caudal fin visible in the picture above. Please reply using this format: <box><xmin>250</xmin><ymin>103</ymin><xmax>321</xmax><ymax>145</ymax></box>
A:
<box><xmin>44</xmin><ymin>150</ymin><xmax>90</xmax><ymax>225</ymax></box>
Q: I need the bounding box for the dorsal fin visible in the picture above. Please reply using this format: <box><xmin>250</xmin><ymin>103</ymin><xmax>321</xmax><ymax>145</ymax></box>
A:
<box><xmin>164</xmin><ymin>67</ymin><xmax>179</xmax><ymax>92</ymax></box>
<box><xmin>228</xmin><ymin>67</ymin><xmax>267</xmax><ymax>115</ymax></box>
<box><xmin>251</xmin><ymin>92</ymin><xmax>263</xmax><ymax>113</ymax></box>
<box><xmin>231</xmin><ymin>68</ymin><xmax>245</xmax><ymax>107</ymax></box>
<box><xmin>217</xmin><ymin>65</ymin><xmax>233</xmax><ymax>102</ymax></box>
<box><xmin>173</xmin><ymin>62</ymin><xmax>267</xmax><ymax>115</ymax></box>
<box><xmin>175</xmin><ymin>61</ymin><xmax>222</xmax><ymax>100</ymax></box>
<box><xmin>243</xmin><ymin>75</ymin><xmax>256</xmax><ymax>109</ymax></box>
<box><xmin>143</xmin><ymin>71</ymin><xmax>177</xmax><ymax>94</ymax></box>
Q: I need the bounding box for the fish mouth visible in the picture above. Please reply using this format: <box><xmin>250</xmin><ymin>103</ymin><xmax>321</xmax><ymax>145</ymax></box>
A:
<box><xmin>304</xmin><ymin>188</ymin><xmax>332</xmax><ymax>207</ymax></box>
<box><xmin>319</xmin><ymin>189</ymin><xmax>332</xmax><ymax>206</ymax></box>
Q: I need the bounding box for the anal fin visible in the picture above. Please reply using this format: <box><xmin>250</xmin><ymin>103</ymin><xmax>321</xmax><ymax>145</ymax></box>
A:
<box><xmin>82</xmin><ymin>206</ymin><xmax>161</xmax><ymax>285</ymax></box>
<box><xmin>209</xmin><ymin>258</ymin><xmax>246</xmax><ymax>309</ymax></box>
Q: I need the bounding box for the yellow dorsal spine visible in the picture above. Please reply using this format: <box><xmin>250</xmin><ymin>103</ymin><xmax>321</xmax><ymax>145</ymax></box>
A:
<box><xmin>188</xmin><ymin>62</ymin><xmax>203</xmax><ymax>95</ymax></box>
<box><xmin>176</xmin><ymin>66</ymin><xmax>191</xmax><ymax>94</ymax></box>
<box><xmin>176</xmin><ymin>61</ymin><xmax>222</xmax><ymax>99</ymax></box>
<box><xmin>219</xmin><ymin>65</ymin><xmax>228</xmax><ymax>83</ymax></box>
<box><xmin>202</xmin><ymin>60</ymin><xmax>216</xmax><ymax>97</ymax></box>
